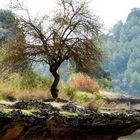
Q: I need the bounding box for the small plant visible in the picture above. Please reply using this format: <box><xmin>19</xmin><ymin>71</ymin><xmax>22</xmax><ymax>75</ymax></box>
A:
<box><xmin>74</xmin><ymin>91</ymin><xmax>93</xmax><ymax>105</ymax></box>
<box><xmin>65</xmin><ymin>86</ymin><xmax>76</xmax><ymax>99</ymax></box>
<box><xmin>0</xmin><ymin>109</ymin><xmax>11</xmax><ymax>118</ymax></box>
<box><xmin>37</xmin><ymin>77</ymin><xmax>52</xmax><ymax>89</ymax></box>
<box><xmin>19</xmin><ymin>67</ymin><xmax>52</xmax><ymax>90</ymax></box>
<box><xmin>20</xmin><ymin>67</ymin><xmax>39</xmax><ymax>89</ymax></box>
<box><xmin>94</xmin><ymin>92</ymin><xmax>101</xmax><ymax>100</ymax></box>
<box><xmin>99</xmin><ymin>78</ymin><xmax>112</xmax><ymax>90</ymax></box>
<box><xmin>0</xmin><ymin>68</ymin><xmax>52</xmax><ymax>100</ymax></box>
<box><xmin>77</xmin><ymin>92</ymin><xmax>88</xmax><ymax>102</ymax></box>
<box><xmin>85</xmin><ymin>99</ymin><xmax>107</xmax><ymax>111</ymax></box>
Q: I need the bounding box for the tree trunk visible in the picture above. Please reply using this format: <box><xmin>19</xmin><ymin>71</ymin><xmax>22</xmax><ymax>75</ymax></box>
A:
<box><xmin>50</xmin><ymin>67</ymin><xmax>60</xmax><ymax>99</ymax></box>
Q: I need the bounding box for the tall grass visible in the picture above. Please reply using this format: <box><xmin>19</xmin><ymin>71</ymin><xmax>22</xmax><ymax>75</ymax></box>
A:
<box><xmin>0</xmin><ymin>70</ymin><xmax>107</xmax><ymax>110</ymax></box>
<box><xmin>0</xmin><ymin>68</ymin><xmax>52</xmax><ymax>101</ymax></box>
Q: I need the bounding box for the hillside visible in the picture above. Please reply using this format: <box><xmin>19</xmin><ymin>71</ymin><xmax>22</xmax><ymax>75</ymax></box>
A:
<box><xmin>103</xmin><ymin>8</ymin><xmax>140</xmax><ymax>96</ymax></box>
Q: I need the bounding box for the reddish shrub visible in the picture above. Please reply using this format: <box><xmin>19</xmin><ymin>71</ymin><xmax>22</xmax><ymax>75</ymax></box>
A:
<box><xmin>69</xmin><ymin>75</ymin><xmax>99</xmax><ymax>93</ymax></box>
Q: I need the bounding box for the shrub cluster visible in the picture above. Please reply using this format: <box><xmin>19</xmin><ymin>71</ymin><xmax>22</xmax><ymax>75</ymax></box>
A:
<box><xmin>0</xmin><ymin>67</ymin><xmax>52</xmax><ymax>101</ymax></box>
<box><xmin>69</xmin><ymin>73</ymin><xmax>99</xmax><ymax>93</ymax></box>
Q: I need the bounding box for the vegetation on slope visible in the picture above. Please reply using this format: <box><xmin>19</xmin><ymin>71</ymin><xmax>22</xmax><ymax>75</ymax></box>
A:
<box><xmin>103</xmin><ymin>8</ymin><xmax>140</xmax><ymax>96</ymax></box>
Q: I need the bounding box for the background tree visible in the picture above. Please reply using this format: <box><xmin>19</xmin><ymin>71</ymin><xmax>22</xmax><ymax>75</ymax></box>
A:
<box><xmin>2</xmin><ymin>0</ymin><xmax>103</xmax><ymax>99</ymax></box>
<box><xmin>103</xmin><ymin>8</ymin><xmax>140</xmax><ymax>96</ymax></box>
<box><xmin>0</xmin><ymin>9</ymin><xmax>28</xmax><ymax>76</ymax></box>
<box><xmin>0</xmin><ymin>9</ymin><xmax>16</xmax><ymax>44</ymax></box>
<box><xmin>0</xmin><ymin>8</ymin><xmax>28</xmax><ymax>74</ymax></box>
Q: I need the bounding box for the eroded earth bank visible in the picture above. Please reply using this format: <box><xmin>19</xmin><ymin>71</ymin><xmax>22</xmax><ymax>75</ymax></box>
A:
<box><xmin>0</xmin><ymin>99</ymin><xmax>140</xmax><ymax>140</ymax></box>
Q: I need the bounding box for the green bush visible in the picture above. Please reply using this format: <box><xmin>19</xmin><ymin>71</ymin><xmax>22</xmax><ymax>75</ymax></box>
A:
<box><xmin>74</xmin><ymin>91</ymin><xmax>91</xmax><ymax>104</ymax></box>
<box><xmin>78</xmin><ymin>93</ymin><xmax>88</xmax><ymax>102</ymax></box>
<box><xmin>20</xmin><ymin>67</ymin><xmax>39</xmax><ymax>88</ymax></box>
<box><xmin>64</xmin><ymin>86</ymin><xmax>76</xmax><ymax>99</ymax></box>
<box><xmin>94</xmin><ymin>92</ymin><xmax>101</xmax><ymax>100</ymax></box>
<box><xmin>0</xmin><ymin>66</ymin><xmax>52</xmax><ymax>90</ymax></box>
<box><xmin>36</xmin><ymin>76</ymin><xmax>52</xmax><ymax>89</ymax></box>
<box><xmin>5</xmin><ymin>73</ymin><xmax>22</xmax><ymax>88</ymax></box>
<box><xmin>99</xmin><ymin>78</ymin><xmax>112</xmax><ymax>90</ymax></box>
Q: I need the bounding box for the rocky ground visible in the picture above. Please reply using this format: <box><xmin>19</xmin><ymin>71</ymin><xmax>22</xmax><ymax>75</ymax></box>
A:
<box><xmin>0</xmin><ymin>99</ymin><xmax>140</xmax><ymax>140</ymax></box>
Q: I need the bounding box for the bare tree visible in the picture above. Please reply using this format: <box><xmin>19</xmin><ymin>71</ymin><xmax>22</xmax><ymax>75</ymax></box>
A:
<box><xmin>2</xmin><ymin>0</ymin><xmax>103</xmax><ymax>99</ymax></box>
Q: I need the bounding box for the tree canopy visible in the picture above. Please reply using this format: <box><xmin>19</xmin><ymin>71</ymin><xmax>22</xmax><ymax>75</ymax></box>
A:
<box><xmin>1</xmin><ymin>0</ymin><xmax>103</xmax><ymax>99</ymax></box>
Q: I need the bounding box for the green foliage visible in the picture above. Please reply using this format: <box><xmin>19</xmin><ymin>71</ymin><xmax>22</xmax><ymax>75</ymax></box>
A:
<box><xmin>103</xmin><ymin>8</ymin><xmax>140</xmax><ymax>96</ymax></box>
<box><xmin>76</xmin><ymin>92</ymin><xmax>89</xmax><ymax>103</ymax></box>
<box><xmin>0</xmin><ymin>9</ymin><xmax>17</xmax><ymax>45</ymax></box>
<box><xmin>0</xmin><ymin>109</ymin><xmax>11</xmax><ymax>118</ymax></box>
<box><xmin>19</xmin><ymin>67</ymin><xmax>52</xmax><ymax>89</ymax></box>
<box><xmin>20</xmin><ymin>67</ymin><xmax>39</xmax><ymax>89</ymax></box>
<box><xmin>73</xmin><ymin>91</ymin><xmax>97</xmax><ymax>105</ymax></box>
<box><xmin>94</xmin><ymin>67</ymin><xmax>112</xmax><ymax>90</ymax></box>
<box><xmin>64</xmin><ymin>86</ymin><xmax>76</xmax><ymax>99</ymax></box>
<box><xmin>0</xmin><ymin>66</ymin><xmax>52</xmax><ymax>91</ymax></box>
<box><xmin>0</xmin><ymin>69</ymin><xmax>52</xmax><ymax>100</ymax></box>
<box><xmin>99</xmin><ymin>78</ymin><xmax>112</xmax><ymax>90</ymax></box>
<box><xmin>0</xmin><ymin>9</ymin><xmax>15</xmax><ymax>23</ymax></box>
<box><xmin>94</xmin><ymin>92</ymin><xmax>101</xmax><ymax>100</ymax></box>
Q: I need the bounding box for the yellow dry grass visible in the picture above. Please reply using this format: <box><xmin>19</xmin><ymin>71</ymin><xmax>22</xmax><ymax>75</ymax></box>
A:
<box><xmin>0</xmin><ymin>82</ymin><xmax>51</xmax><ymax>101</ymax></box>
<box><xmin>99</xmin><ymin>90</ymin><xmax>125</xmax><ymax>99</ymax></box>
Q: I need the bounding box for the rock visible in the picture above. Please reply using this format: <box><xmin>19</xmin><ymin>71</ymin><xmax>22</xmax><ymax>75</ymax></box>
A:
<box><xmin>0</xmin><ymin>100</ymin><xmax>140</xmax><ymax>140</ymax></box>
<box><xmin>61</xmin><ymin>101</ymin><xmax>77</xmax><ymax>112</ymax></box>
<box><xmin>12</xmin><ymin>100</ymin><xmax>59</xmax><ymax>111</ymax></box>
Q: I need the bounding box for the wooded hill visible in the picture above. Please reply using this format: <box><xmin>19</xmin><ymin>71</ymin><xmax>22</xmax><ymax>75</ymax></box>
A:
<box><xmin>103</xmin><ymin>8</ymin><xmax>140</xmax><ymax>96</ymax></box>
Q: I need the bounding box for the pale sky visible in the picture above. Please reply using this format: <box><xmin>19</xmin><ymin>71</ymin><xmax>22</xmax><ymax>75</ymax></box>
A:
<box><xmin>0</xmin><ymin>0</ymin><xmax>140</xmax><ymax>30</ymax></box>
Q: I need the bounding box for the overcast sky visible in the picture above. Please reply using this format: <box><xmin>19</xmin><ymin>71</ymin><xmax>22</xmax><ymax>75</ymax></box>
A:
<box><xmin>0</xmin><ymin>0</ymin><xmax>140</xmax><ymax>30</ymax></box>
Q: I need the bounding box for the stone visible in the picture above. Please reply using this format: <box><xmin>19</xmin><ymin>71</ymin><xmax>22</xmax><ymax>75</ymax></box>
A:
<box><xmin>0</xmin><ymin>100</ymin><xmax>140</xmax><ymax>140</ymax></box>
